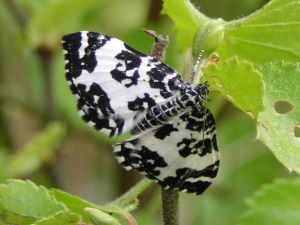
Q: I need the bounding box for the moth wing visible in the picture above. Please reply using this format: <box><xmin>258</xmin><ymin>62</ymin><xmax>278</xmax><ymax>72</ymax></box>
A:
<box><xmin>113</xmin><ymin>106</ymin><xmax>219</xmax><ymax>194</ymax></box>
<box><xmin>62</xmin><ymin>31</ymin><xmax>185</xmax><ymax>136</ymax></box>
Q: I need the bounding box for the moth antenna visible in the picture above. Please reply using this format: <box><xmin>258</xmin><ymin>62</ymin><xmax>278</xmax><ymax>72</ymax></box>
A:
<box><xmin>190</xmin><ymin>50</ymin><xmax>204</xmax><ymax>84</ymax></box>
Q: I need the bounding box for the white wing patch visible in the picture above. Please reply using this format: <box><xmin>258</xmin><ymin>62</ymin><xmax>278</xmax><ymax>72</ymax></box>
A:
<box><xmin>62</xmin><ymin>31</ymin><xmax>219</xmax><ymax>194</ymax></box>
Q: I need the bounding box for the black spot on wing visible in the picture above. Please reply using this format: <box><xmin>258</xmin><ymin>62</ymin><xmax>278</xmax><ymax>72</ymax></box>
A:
<box><xmin>177</xmin><ymin>106</ymin><xmax>217</xmax><ymax>158</ymax></box>
<box><xmin>212</xmin><ymin>134</ymin><xmax>218</xmax><ymax>151</ymax></box>
<box><xmin>114</xmin><ymin>139</ymin><xmax>168</xmax><ymax>178</ymax></box>
<box><xmin>111</xmin><ymin>50</ymin><xmax>141</xmax><ymax>87</ymax></box>
<box><xmin>147</xmin><ymin>59</ymin><xmax>184</xmax><ymax>98</ymax></box>
<box><xmin>177</xmin><ymin>138</ymin><xmax>198</xmax><ymax>157</ymax></box>
<box><xmin>177</xmin><ymin>137</ymin><xmax>213</xmax><ymax>157</ymax></box>
<box><xmin>62</xmin><ymin>32</ymin><xmax>110</xmax><ymax>80</ymax></box>
<box><xmin>76</xmin><ymin>83</ymin><xmax>114</xmax><ymax>116</ymax></box>
<box><xmin>160</xmin><ymin>163</ymin><xmax>219</xmax><ymax>194</ymax></box>
<box><xmin>127</xmin><ymin>93</ymin><xmax>157</xmax><ymax>111</ymax></box>
<box><xmin>139</xmin><ymin>146</ymin><xmax>168</xmax><ymax>177</ymax></box>
<box><xmin>154</xmin><ymin>124</ymin><xmax>179</xmax><ymax>140</ymax></box>
<box><xmin>179</xmin><ymin>106</ymin><xmax>205</xmax><ymax>132</ymax></box>
<box><xmin>74</xmin><ymin>82</ymin><xmax>125</xmax><ymax>136</ymax></box>
<box><xmin>86</xmin><ymin>115</ymin><xmax>124</xmax><ymax>137</ymax></box>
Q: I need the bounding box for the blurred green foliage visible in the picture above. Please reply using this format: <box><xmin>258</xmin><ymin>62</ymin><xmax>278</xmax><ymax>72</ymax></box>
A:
<box><xmin>0</xmin><ymin>0</ymin><xmax>299</xmax><ymax>224</ymax></box>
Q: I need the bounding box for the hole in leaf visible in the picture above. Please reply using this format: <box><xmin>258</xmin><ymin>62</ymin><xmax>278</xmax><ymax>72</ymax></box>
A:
<box><xmin>274</xmin><ymin>100</ymin><xmax>293</xmax><ymax>114</ymax></box>
<box><xmin>294</xmin><ymin>125</ymin><xmax>300</xmax><ymax>138</ymax></box>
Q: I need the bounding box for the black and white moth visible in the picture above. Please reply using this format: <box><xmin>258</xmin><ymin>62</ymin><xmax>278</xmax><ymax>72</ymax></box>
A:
<box><xmin>62</xmin><ymin>31</ymin><xmax>219</xmax><ymax>195</ymax></box>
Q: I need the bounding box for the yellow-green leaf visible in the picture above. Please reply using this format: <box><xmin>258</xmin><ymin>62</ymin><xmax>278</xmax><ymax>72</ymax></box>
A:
<box><xmin>203</xmin><ymin>57</ymin><xmax>264</xmax><ymax>118</ymax></box>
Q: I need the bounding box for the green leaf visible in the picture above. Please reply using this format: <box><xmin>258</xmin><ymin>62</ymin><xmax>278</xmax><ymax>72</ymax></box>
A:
<box><xmin>33</xmin><ymin>211</ymin><xmax>80</xmax><ymax>225</ymax></box>
<box><xmin>161</xmin><ymin>0</ymin><xmax>209</xmax><ymax>51</ymax></box>
<box><xmin>240</xmin><ymin>178</ymin><xmax>300</xmax><ymax>225</ymax></box>
<box><xmin>51</xmin><ymin>179</ymin><xmax>151</xmax><ymax>222</ymax></box>
<box><xmin>7</xmin><ymin>122</ymin><xmax>66</xmax><ymax>177</ymax></box>
<box><xmin>0</xmin><ymin>180</ymin><xmax>67</xmax><ymax>221</ymax></box>
<box><xmin>52</xmin><ymin>179</ymin><xmax>152</xmax><ymax>222</ymax></box>
<box><xmin>51</xmin><ymin>188</ymin><xmax>98</xmax><ymax>222</ymax></box>
<box><xmin>53</xmin><ymin>179</ymin><xmax>152</xmax><ymax>224</ymax></box>
<box><xmin>257</xmin><ymin>62</ymin><xmax>300</xmax><ymax>173</ymax></box>
<box><xmin>203</xmin><ymin>57</ymin><xmax>264</xmax><ymax>118</ymax></box>
<box><xmin>219</xmin><ymin>0</ymin><xmax>300</xmax><ymax>64</ymax></box>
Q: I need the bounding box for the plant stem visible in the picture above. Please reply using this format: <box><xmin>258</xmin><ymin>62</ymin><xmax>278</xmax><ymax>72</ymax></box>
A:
<box><xmin>144</xmin><ymin>29</ymin><xmax>180</xmax><ymax>225</ymax></box>
<box><xmin>143</xmin><ymin>29</ymin><xmax>169</xmax><ymax>61</ymax></box>
<box><xmin>162</xmin><ymin>189</ymin><xmax>179</xmax><ymax>225</ymax></box>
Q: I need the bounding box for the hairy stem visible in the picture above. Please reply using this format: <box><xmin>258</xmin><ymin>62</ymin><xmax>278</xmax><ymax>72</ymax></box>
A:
<box><xmin>162</xmin><ymin>189</ymin><xmax>179</xmax><ymax>225</ymax></box>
